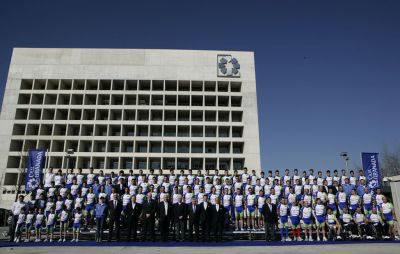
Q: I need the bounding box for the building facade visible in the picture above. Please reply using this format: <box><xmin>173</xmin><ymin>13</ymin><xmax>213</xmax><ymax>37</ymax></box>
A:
<box><xmin>0</xmin><ymin>48</ymin><xmax>260</xmax><ymax>204</ymax></box>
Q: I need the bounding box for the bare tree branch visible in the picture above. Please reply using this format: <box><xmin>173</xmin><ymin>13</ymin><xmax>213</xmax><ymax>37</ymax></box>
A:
<box><xmin>380</xmin><ymin>144</ymin><xmax>400</xmax><ymax>177</ymax></box>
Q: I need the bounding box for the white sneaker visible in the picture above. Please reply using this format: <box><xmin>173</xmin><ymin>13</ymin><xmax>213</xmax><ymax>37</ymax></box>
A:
<box><xmin>317</xmin><ymin>237</ymin><xmax>321</xmax><ymax>241</ymax></box>
<box><xmin>297</xmin><ymin>237</ymin><xmax>303</xmax><ymax>241</ymax></box>
<box><xmin>71</xmin><ymin>239</ymin><xmax>75</xmax><ymax>242</ymax></box>
<box><xmin>304</xmin><ymin>237</ymin><xmax>308</xmax><ymax>241</ymax></box>
<box><xmin>336</xmin><ymin>235</ymin><xmax>342</xmax><ymax>240</ymax></box>
<box><xmin>49</xmin><ymin>239</ymin><xmax>53</xmax><ymax>242</ymax></box>
<box><xmin>309</xmin><ymin>237</ymin><xmax>313</xmax><ymax>242</ymax></box>
<box><xmin>24</xmin><ymin>239</ymin><xmax>29</xmax><ymax>242</ymax></box>
<box><xmin>16</xmin><ymin>238</ymin><xmax>20</xmax><ymax>243</ymax></box>
<box><xmin>63</xmin><ymin>238</ymin><xmax>66</xmax><ymax>242</ymax></box>
<box><xmin>323</xmin><ymin>237</ymin><xmax>327</xmax><ymax>241</ymax></box>
<box><xmin>58</xmin><ymin>238</ymin><xmax>62</xmax><ymax>242</ymax></box>
<box><xmin>44</xmin><ymin>239</ymin><xmax>48</xmax><ymax>242</ymax></box>
<box><xmin>281</xmin><ymin>238</ymin><xmax>286</xmax><ymax>242</ymax></box>
<box><xmin>286</xmin><ymin>237</ymin><xmax>292</xmax><ymax>241</ymax></box>
<box><xmin>75</xmin><ymin>239</ymin><xmax>79</xmax><ymax>242</ymax></box>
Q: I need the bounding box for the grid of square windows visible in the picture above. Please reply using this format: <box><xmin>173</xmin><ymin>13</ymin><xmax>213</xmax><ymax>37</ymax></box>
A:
<box><xmin>8</xmin><ymin>79</ymin><xmax>246</xmax><ymax>171</ymax></box>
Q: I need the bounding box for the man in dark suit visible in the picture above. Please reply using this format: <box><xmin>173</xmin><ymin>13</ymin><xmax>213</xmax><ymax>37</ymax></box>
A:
<box><xmin>188</xmin><ymin>197</ymin><xmax>200</xmax><ymax>241</ymax></box>
<box><xmin>261</xmin><ymin>197</ymin><xmax>278</xmax><ymax>241</ymax></box>
<box><xmin>198</xmin><ymin>195</ymin><xmax>212</xmax><ymax>241</ymax></box>
<box><xmin>173</xmin><ymin>195</ymin><xmax>187</xmax><ymax>241</ymax></box>
<box><xmin>211</xmin><ymin>197</ymin><xmax>226</xmax><ymax>242</ymax></box>
<box><xmin>114</xmin><ymin>178</ymin><xmax>126</xmax><ymax>195</ymax></box>
<box><xmin>125</xmin><ymin>195</ymin><xmax>142</xmax><ymax>241</ymax></box>
<box><xmin>108</xmin><ymin>193</ymin><xmax>122</xmax><ymax>241</ymax></box>
<box><xmin>158</xmin><ymin>194</ymin><xmax>173</xmax><ymax>241</ymax></box>
<box><xmin>141</xmin><ymin>192</ymin><xmax>157</xmax><ymax>241</ymax></box>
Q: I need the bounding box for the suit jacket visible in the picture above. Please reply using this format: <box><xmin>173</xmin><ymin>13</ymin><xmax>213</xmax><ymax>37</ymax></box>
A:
<box><xmin>261</xmin><ymin>203</ymin><xmax>278</xmax><ymax>224</ymax></box>
<box><xmin>108</xmin><ymin>199</ymin><xmax>123</xmax><ymax>219</ymax></box>
<box><xmin>158</xmin><ymin>201</ymin><xmax>173</xmax><ymax>222</ymax></box>
<box><xmin>113</xmin><ymin>184</ymin><xmax>127</xmax><ymax>195</ymax></box>
<box><xmin>198</xmin><ymin>202</ymin><xmax>212</xmax><ymax>224</ymax></box>
<box><xmin>331</xmin><ymin>186</ymin><xmax>339</xmax><ymax>195</ymax></box>
<box><xmin>141</xmin><ymin>199</ymin><xmax>157</xmax><ymax>220</ymax></box>
<box><xmin>125</xmin><ymin>202</ymin><xmax>142</xmax><ymax>221</ymax></box>
<box><xmin>173</xmin><ymin>203</ymin><xmax>187</xmax><ymax>223</ymax></box>
<box><xmin>188</xmin><ymin>203</ymin><xmax>200</xmax><ymax>224</ymax></box>
<box><xmin>211</xmin><ymin>204</ymin><xmax>226</xmax><ymax>225</ymax></box>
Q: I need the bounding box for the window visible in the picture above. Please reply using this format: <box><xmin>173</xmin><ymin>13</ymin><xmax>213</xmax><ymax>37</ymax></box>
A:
<box><xmin>163</xmin><ymin>141</ymin><xmax>176</xmax><ymax>153</ymax></box>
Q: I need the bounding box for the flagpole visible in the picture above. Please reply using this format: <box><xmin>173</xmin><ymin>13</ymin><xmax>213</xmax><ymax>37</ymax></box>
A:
<box><xmin>15</xmin><ymin>150</ymin><xmax>27</xmax><ymax>202</ymax></box>
<box><xmin>44</xmin><ymin>149</ymin><xmax>49</xmax><ymax>174</ymax></box>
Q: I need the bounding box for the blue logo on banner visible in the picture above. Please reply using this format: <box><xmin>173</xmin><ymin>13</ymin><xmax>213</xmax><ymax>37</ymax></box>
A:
<box><xmin>25</xmin><ymin>148</ymin><xmax>46</xmax><ymax>192</ymax></box>
<box><xmin>361</xmin><ymin>152</ymin><xmax>381</xmax><ymax>191</ymax></box>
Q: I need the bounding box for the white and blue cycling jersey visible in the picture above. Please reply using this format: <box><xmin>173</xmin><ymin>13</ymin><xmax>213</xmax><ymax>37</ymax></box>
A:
<box><xmin>327</xmin><ymin>193</ymin><xmax>336</xmax><ymax>210</ymax></box>
<box><xmin>290</xmin><ymin>205</ymin><xmax>300</xmax><ymax>225</ymax></box>
<box><xmin>234</xmin><ymin>194</ymin><xmax>244</xmax><ymax>212</ymax></box>
<box><xmin>326</xmin><ymin>214</ymin><xmax>336</xmax><ymax>225</ymax></box>
<box><xmin>257</xmin><ymin>195</ymin><xmax>266</xmax><ymax>211</ymax></box>
<box><xmin>314</xmin><ymin>204</ymin><xmax>325</xmax><ymax>223</ymax></box>
<box><xmin>278</xmin><ymin>203</ymin><xmax>289</xmax><ymax>223</ymax></box>
<box><xmin>222</xmin><ymin>194</ymin><xmax>232</xmax><ymax>209</ymax></box>
<box><xmin>349</xmin><ymin>194</ymin><xmax>360</xmax><ymax>210</ymax></box>
<box><xmin>246</xmin><ymin>194</ymin><xmax>256</xmax><ymax>212</ymax></box>
<box><xmin>382</xmin><ymin>202</ymin><xmax>394</xmax><ymax>221</ymax></box>
<box><xmin>301</xmin><ymin>207</ymin><xmax>313</xmax><ymax>224</ymax></box>
<box><xmin>337</xmin><ymin>192</ymin><xmax>347</xmax><ymax>209</ymax></box>
<box><xmin>353</xmin><ymin>212</ymin><xmax>365</xmax><ymax>224</ymax></box>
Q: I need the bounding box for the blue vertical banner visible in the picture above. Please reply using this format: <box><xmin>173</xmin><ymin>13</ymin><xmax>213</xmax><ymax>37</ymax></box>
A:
<box><xmin>361</xmin><ymin>152</ymin><xmax>381</xmax><ymax>190</ymax></box>
<box><xmin>25</xmin><ymin>148</ymin><xmax>46</xmax><ymax>192</ymax></box>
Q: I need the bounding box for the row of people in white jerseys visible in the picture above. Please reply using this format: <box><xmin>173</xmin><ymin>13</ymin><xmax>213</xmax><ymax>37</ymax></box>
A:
<box><xmin>42</xmin><ymin>167</ymin><xmax>368</xmax><ymax>190</ymax></box>
<box><xmin>31</xmin><ymin>178</ymin><xmax>379</xmax><ymax>218</ymax></box>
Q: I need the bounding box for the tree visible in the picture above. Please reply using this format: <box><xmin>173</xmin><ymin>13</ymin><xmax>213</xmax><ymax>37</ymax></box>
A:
<box><xmin>380</xmin><ymin>144</ymin><xmax>400</xmax><ymax>177</ymax></box>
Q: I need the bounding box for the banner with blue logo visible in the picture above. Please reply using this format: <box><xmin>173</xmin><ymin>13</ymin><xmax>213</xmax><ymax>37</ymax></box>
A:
<box><xmin>361</xmin><ymin>152</ymin><xmax>381</xmax><ymax>190</ymax></box>
<box><xmin>25</xmin><ymin>148</ymin><xmax>46</xmax><ymax>192</ymax></box>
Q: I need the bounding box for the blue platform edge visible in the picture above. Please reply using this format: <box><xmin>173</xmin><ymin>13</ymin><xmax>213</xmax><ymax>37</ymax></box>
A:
<box><xmin>1</xmin><ymin>240</ymin><xmax>399</xmax><ymax>248</ymax></box>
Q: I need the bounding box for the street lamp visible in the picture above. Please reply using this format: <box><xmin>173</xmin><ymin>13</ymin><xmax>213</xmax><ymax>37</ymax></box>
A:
<box><xmin>340</xmin><ymin>152</ymin><xmax>350</xmax><ymax>176</ymax></box>
<box><xmin>66</xmin><ymin>148</ymin><xmax>75</xmax><ymax>169</ymax></box>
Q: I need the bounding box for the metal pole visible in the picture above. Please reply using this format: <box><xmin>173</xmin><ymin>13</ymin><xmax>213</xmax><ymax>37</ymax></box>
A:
<box><xmin>67</xmin><ymin>155</ymin><xmax>70</xmax><ymax>170</ymax></box>
<box><xmin>44</xmin><ymin>149</ymin><xmax>49</xmax><ymax>172</ymax></box>
<box><xmin>15</xmin><ymin>151</ymin><xmax>26</xmax><ymax>202</ymax></box>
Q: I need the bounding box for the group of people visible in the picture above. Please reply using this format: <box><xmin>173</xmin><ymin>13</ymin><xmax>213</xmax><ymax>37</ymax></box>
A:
<box><xmin>9</xmin><ymin>167</ymin><xmax>398</xmax><ymax>243</ymax></box>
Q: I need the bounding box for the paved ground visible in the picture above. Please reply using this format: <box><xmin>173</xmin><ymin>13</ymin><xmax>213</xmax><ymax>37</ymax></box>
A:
<box><xmin>1</xmin><ymin>243</ymin><xmax>400</xmax><ymax>254</ymax></box>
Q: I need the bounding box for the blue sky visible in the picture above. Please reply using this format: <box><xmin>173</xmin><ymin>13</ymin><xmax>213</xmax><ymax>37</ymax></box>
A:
<box><xmin>0</xmin><ymin>0</ymin><xmax>399</xmax><ymax>172</ymax></box>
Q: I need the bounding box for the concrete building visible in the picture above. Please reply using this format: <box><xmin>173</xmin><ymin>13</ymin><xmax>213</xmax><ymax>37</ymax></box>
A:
<box><xmin>0</xmin><ymin>48</ymin><xmax>260</xmax><ymax>205</ymax></box>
